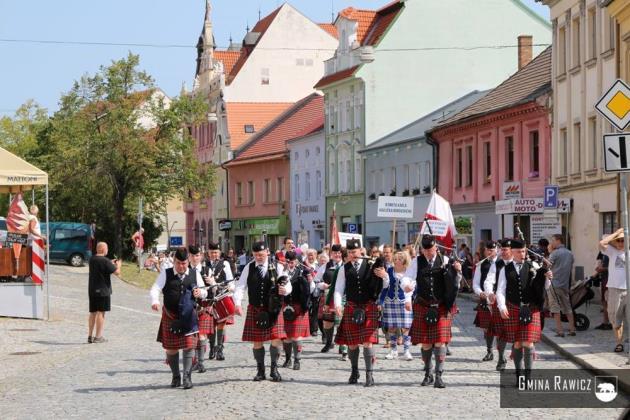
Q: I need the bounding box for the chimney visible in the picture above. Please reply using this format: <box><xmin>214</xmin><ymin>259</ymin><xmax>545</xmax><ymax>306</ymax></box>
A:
<box><xmin>518</xmin><ymin>35</ymin><xmax>533</xmax><ymax>70</ymax></box>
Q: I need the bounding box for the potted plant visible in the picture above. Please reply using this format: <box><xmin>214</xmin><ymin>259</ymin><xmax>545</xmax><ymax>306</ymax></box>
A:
<box><xmin>390</xmin><ymin>189</ymin><xmax>397</xmax><ymax>196</ymax></box>
<box><xmin>422</xmin><ymin>185</ymin><xmax>431</xmax><ymax>194</ymax></box>
<box><xmin>412</xmin><ymin>187</ymin><xmax>421</xmax><ymax>195</ymax></box>
<box><xmin>378</xmin><ymin>192</ymin><xmax>385</xmax><ymax>197</ymax></box>
<box><xmin>368</xmin><ymin>193</ymin><xmax>376</xmax><ymax>200</ymax></box>
<box><xmin>402</xmin><ymin>189</ymin><xmax>410</xmax><ymax>196</ymax></box>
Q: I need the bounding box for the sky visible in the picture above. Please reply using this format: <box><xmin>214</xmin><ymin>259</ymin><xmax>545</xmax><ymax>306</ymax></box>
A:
<box><xmin>0</xmin><ymin>0</ymin><xmax>550</xmax><ymax>116</ymax></box>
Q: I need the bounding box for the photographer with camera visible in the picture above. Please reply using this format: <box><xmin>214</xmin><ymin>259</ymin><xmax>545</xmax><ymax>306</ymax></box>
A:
<box><xmin>87</xmin><ymin>242</ymin><xmax>121</xmax><ymax>344</ymax></box>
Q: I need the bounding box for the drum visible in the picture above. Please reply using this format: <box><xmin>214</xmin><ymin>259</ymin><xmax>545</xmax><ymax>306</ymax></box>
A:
<box><xmin>212</xmin><ymin>294</ymin><xmax>236</xmax><ymax>323</ymax></box>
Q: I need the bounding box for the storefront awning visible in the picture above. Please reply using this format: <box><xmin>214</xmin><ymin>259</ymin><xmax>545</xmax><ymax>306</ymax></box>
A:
<box><xmin>0</xmin><ymin>147</ymin><xmax>48</xmax><ymax>193</ymax></box>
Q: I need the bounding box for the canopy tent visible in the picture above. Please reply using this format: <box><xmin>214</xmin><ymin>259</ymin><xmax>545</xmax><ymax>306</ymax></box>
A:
<box><xmin>0</xmin><ymin>146</ymin><xmax>50</xmax><ymax>319</ymax></box>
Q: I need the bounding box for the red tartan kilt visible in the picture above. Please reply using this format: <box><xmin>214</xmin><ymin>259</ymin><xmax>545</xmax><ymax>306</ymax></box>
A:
<box><xmin>284</xmin><ymin>305</ymin><xmax>310</xmax><ymax>339</ymax></box>
<box><xmin>474</xmin><ymin>303</ymin><xmax>492</xmax><ymax>330</ymax></box>
<box><xmin>157</xmin><ymin>308</ymin><xmax>199</xmax><ymax>350</ymax></box>
<box><xmin>499</xmin><ymin>302</ymin><xmax>541</xmax><ymax>343</ymax></box>
<box><xmin>197</xmin><ymin>306</ymin><xmax>215</xmax><ymax>335</ymax></box>
<box><xmin>317</xmin><ymin>293</ymin><xmax>335</xmax><ymax>321</ymax></box>
<box><xmin>410</xmin><ymin>303</ymin><xmax>452</xmax><ymax>345</ymax></box>
<box><xmin>242</xmin><ymin>305</ymin><xmax>287</xmax><ymax>342</ymax></box>
<box><xmin>335</xmin><ymin>301</ymin><xmax>379</xmax><ymax>346</ymax></box>
<box><xmin>489</xmin><ymin>303</ymin><xmax>504</xmax><ymax>337</ymax></box>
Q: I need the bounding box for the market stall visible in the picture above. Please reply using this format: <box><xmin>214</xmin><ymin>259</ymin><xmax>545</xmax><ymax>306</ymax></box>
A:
<box><xmin>0</xmin><ymin>146</ymin><xmax>49</xmax><ymax>319</ymax></box>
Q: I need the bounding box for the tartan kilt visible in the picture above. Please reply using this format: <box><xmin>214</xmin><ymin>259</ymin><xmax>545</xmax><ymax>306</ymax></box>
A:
<box><xmin>489</xmin><ymin>303</ymin><xmax>504</xmax><ymax>337</ymax></box>
<box><xmin>473</xmin><ymin>302</ymin><xmax>492</xmax><ymax>330</ymax></box>
<box><xmin>284</xmin><ymin>305</ymin><xmax>311</xmax><ymax>339</ymax></box>
<box><xmin>410</xmin><ymin>303</ymin><xmax>452</xmax><ymax>345</ymax></box>
<box><xmin>197</xmin><ymin>304</ymin><xmax>215</xmax><ymax>335</ymax></box>
<box><xmin>242</xmin><ymin>304</ymin><xmax>287</xmax><ymax>342</ymax></box>
<box><xmin>381</xmin><ymin>299</ymin><xmax>413</xmax><ymax>329</ymax></box>
<box><xmin>318</xmin><ymin>293</ymin><xmax>342</xmax><ymax>325</ymax></box>
<box><xmin>335</xmin><ymin>301</ymin><xmax>379</xmax><ymax>346</ymax></box>
<box><xmin>157</xmin><ymin>308</ymin><xmax>199</xmax><ymax>350</ymax></box>
<box><xmin>499</xmin><ymin>302</ymin><xmax>541</xmax><ymax>343</ymax></box>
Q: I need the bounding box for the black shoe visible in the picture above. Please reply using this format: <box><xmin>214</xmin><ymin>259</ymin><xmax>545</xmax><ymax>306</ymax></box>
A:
<box><xmin>445</xmin><ymin>346</ymin><xmax>452</xmax><ymax>356</ymax></box>
<box><xmin>434</xmin><ymin>372</ymin><xmax>445</xmax><ymax>389</ymax></box>
<box><xmin>496</xmin><ymin>358</ymin><xmax>507</xmax><ymax>371</ymax></box>
<box><xmin>321</xmin><ymin>343</ymin><xmax>333</xmax><ymax>353</ymax></box>
<box><xmin>87</xmin><ymin>336</ymin><xmax>93</xmax><ymax>344</ymax></box>
<box><xmin>364</xmin><ymin>371</ymin><xmax>374</xmax><ymax>387</ymax></box>
<box><xmin>421</xmin><ymin>372</ymin><xmax>434</xmax><ymax>386</ymax></box>
<box><xmin>348</xmin><ymin>368</ymin><xmax>360</xmax><ymax>384</ymax></box>
<box><xmin>282</xmin><ymin>357</ymin><xmax>292</xmax><ymax>368</ymax></box>
<box><xmin>183</xmin><ymin>374</ymin><xmax>193</xmax><ymax>390</ymax></box>
<box><xmin>253</xmin><ymin>364</ymin><xmax>266</xmax><ymax>382</ymax></box>
<box><xmin>270</xmin><ymin>364</ymin><xmax>282</xmax><ymax>382</ymax></box>
<box><xmin>341</xmin><ymin>352</ymin><xmax>348</xmax><ymax>361</ymax></box>
<box><xmin>170</xmin><ymin>375</ymin><xmax>181</xmax><ymax>388</ymax></box>
<box><xmin>208</xmin><ymin>346</ymin><xmax>216</xmax><ymax>360</ymax></box>
<box><xmin>595</xmin><ymin>323</ymin><xmax>613</xmax><ymax>330</ymax></box>
<box><xmin>293</xmin><ymin>360</ymin><xmax>301</xmax><ymax>370</ymax></box>
<box><xmin>197</xmin><ymin>362</ymin><xmax>206</xmax><ymax>373</ymax></box>
<box><xmin>482</xmin><ymin>351</ymin><xmax>494</xmax><ymax>361</ymax></box>
<box><xmin>216</xmin><ymin>345</ymin><xmax>225</xmax><ymax>361</ymax></box>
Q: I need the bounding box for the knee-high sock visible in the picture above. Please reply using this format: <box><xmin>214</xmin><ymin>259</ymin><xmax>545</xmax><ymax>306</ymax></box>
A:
<box><xmin>389</xmin><ymin>334</ymin><xmax>398</xmax><ymax>350</ymax></box>
<box><xmin>523</xmin><ymin>346</ymin><xmax>534</xmax><ymax>370</ymax></box>
<box><xmin>403</xmin><ymin>335</ymin><xmax>411</xmax><ymax>352</ymax></box>
<box><xmin>270</xmin><ymin>345</ymin><xmax>280</xmax><ymax>365</ymax></box>
<box><xmin>253</xmin><ymin>347</ymin><xmax>265</xmax><ymax>366</ymax></box>
<box><xmin>208</xmin><ymin>332</ymin><xmax>216</xmax><ymax>348</ymax></box>
<box><xmin>485</xmin><ymin>335</ymin><xmax>494</xmax><ymax>352</ymax></box>
<box><xmin>349</xmin><ymin>347</ymin><xmax>360</xmax><ymax>370</ymax></box>
<box><xmin>363</xmin><ymin>346</ymin><xmax>375</xmax><ymax>371</ymax></box>
<box><xmin>433</xmin><ymin>346</ymin><xmax>446</xmax><ymax>374</ymax></box>
<box><xmin>292</xmin><ymin>341</ymin><xmax>301</xmax><ymax>361</ymax></box>
<box><xmin>421</xmin><ymin>348</ymin><xmax>433</xmax><ymax>373</ymax></box>
<box><xmin>512</xmin><ymin>347</ymin><xmax>524</xmax><ymax>370</ymax></box>
<box><xmin>197</xmin><ymin>339</ymin><xmax>208</xmax><ymax>363</ymax></box>
<box><xmin>283</xmin><ymin>341</ymin><xmax>292</xmax><ymax>360</ymax></box>
<box><xmin>167</xmin><ymin>353</ymin><xmax>180</xmax><ymax>377</ymax></box>
<box><xmin>325</xmin><ymin>327</ymin><xmax>334</xmax><ymax>345</ymax></box>
<box><xmin>497</xmin><ymin>339</ymin><xmax>507</xmax><ymax>360</ymax></box>
<box><xmin>216</xmin><ymin>329</ymin><xmax>224</xmax><ymax>346</ymax></box>
<box><xmin>182</xmin><ymin>349</ymin><xmax>194</xmax><ymax>375</ymax></box>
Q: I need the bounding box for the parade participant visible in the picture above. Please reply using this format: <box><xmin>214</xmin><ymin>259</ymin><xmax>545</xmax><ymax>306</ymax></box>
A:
<box><xmin>315</xmin><ymin>244</ymin><xmax>344</xmax><ymax>353</ymax></box>
<box><xmin>234</xmin><ymin>241</ymin><xmax>289</xmax><ymax>382</ymax></box>
<box><xmin>150</xmin><ymin>247</ymin><xmax>207</xmax><ymax>389</ymax></box>
<box><xmin>305</xmin><ymin>249</ymin><xmax>321</xmax><ymax>337</ymax></box>
<box><xmin>334</xmin><ymin>239</ymin><xmax>388</xmax><ymax>387</ymax></box>
<box><xmin>186</xmin><ymin>245</ymin><xmax>210</xmax><ymax>373</ymax></box>
<box><xmin>496</xmin><ymin>239</ymin><xmax>552</xmax><ymax>385</ymax></box>
<box><xmin>205</xmin><ymin>242</ymin><xmax>234</xmax><ymax>361</ymax></box>
<box><xmin>312</xmin><ymin>252</ymin><xmax>329</xmax><ymax>338</ymax></box>
<box><xmin>472</xmin><ymin>240</ymin><xmax>500</xmax><ymax>362</ymax></box>
<box><xmin>281</xmin><ymin>251</ymin><xmax>314</xmax><ymax>370</ymax></box>
<box><xmin>404</xmin><ymin>235</ymin><xmax>461</xmax><ymax>389</ymax></box>
<box><xmin>380</xmin><ymin>251</ymin><xmax>414</xmax><ymax>361</ymax></box>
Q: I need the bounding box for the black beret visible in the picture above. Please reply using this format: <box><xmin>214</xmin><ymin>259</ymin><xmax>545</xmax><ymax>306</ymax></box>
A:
<box><xmin>207</xmin><ymin>242</ymin><xmax>220</xmax><ymax>250</ymax></box>
<box><xmin>537</xmin><ymin>238</ymin><xmax>549</xmax><ymax>247</ymax></box>
<box><xmin>510</xmin><ymin>239</ymin><xmax>525</xmax><ymax>249</ymax></box>
<box><xmin>174</xmin><ymin>247</ymin><xmax>189</xmax><ymax>261</ymax></box>
<box><xmin>421</xmin><ymin>234</ymin><xmax>436</xmax><ymax>249</ymax></box>
<box><xmin>252</xmin><ymin>241</ymin><xmax>267</xmax><ymax>252</ymax></box>
<box><xmin>331</xmin><ymin>244</ymin><xmax>342</xmax><ymax>252</ymax></box>
<box><xmin>499</xmin><ymin>238</ymin><xmax>512</xmax><ymax>248</ymax></box>
<box><xmin>285</xmin><ymin>251</ymin><xmax>298</xmax><ymax>261</ymax></box>
<box><xmin>188</xmin><ymin>245</ymin><xmax>201</xmax><ymax>255</ymax></box>
<box><xmin>346</xmin><ymin>239</ymin><xmax>361</xmax><ymax>250</ymax></box>
<box><xmin>485</xmin><ymin>240</ymin><xmax>498</xmax><ymax>249</ymax></box>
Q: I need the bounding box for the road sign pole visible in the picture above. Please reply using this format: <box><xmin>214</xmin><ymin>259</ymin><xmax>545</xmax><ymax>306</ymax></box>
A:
<box><xmin>392</xmin><ymin>218</ymin><xmax>396</xmax><ymax>248</ymax></box>
<box><xmin>620</xmin><ymin>173</ymin><xmax>630</xmax><ymax>365</ymax></box>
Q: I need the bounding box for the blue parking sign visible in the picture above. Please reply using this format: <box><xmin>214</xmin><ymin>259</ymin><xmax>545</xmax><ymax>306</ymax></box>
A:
<box><xmin>544</xmin><ymin>185</ymin><xmax>558</xmax><ymax>209</ymax></box>
<box><xmin>347</xmin><ymin>223</ymin><xmax>358</xmax><ymax>233</ymax></box>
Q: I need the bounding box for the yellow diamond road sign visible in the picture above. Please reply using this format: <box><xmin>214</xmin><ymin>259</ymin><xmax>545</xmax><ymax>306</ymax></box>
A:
<box><xmin>596</xmin><ymin>79</ymin><xmax>630</xmax><ymax>131</ymax></box>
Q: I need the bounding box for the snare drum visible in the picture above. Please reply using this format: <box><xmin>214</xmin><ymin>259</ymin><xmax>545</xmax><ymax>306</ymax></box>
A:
<box><xmin>212</xmin><ymin>294</ymin><xmax>236</xmax><ymax>323</ymax></box>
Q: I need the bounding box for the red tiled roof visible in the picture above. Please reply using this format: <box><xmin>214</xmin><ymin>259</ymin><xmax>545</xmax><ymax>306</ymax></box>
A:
<box><xmin>435</xmin><ymin>47</ymin><xmax>552</xmax><ymax>128</ymax></box>
<box><xmin>213</xmin><ymin>50</ymin><xmax>240</xmax><ymax>76</ymax></box>
<box><xmin>314</xmin><ymin>65</ymin><xmax>360</xmax><ymax>89</ymax></box>
<box><xmin>339</xmin><ymin>8</ymin><xmax>378</xmax><ymax>44</ymax></box>
<box><xmin>230</xmin><ymin>94</ymin><xmax>324</xmax><ymax>163</ymax></box>
<box><xmin>252</xmin><ymin>5</ymin><xmax>282</xmax><ymax>35</ymax></box>
<box><xmin>318</xmin><ymin>23</ymin><xmax>339</xmax><ymax>39</ymax></box>
<box><xmin>338</xmin><ymin>1</ymin><xmax>403</xmax><ymax>46</ymax></box>
<box><xmin>225</xmin><ymin>102</ymin><xmax>294</xmax><ymax>150</ymax></box>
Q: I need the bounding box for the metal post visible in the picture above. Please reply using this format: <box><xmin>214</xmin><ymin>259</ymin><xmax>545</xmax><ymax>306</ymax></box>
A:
<box><xmin>45</xmin><ymin>184</ymin><xmax>50</xmax><ymax>321</ymax></box>
<box><xmin>621</xmin><ymin>174</ymin><xmax>630</xmax><ymax>365</ymax></box>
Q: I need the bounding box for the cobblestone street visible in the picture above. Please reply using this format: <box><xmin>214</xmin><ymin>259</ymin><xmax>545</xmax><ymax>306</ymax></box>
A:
<box><xmin>1</xmin><ymin>266</ymin><xmax>628</xmax><ymax>419</ymax></box>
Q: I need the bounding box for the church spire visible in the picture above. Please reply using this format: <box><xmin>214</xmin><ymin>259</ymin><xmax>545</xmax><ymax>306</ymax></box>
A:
<box><xmin>203</xmin><ymin>0</ymin><xmax>214</xmax><ymax>50</ymax></box>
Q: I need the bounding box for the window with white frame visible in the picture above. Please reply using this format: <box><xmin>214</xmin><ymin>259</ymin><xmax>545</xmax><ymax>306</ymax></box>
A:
<box><xmin>572</xmin><ymin>16</ymin><xmax>580</xmax><ymax>67</ymax></box>
<box><xmin>390</xmin><ymin>167</ymin><xmax>397</xmax><ymax>193</ymax></box>
<box><xmin>589</xmin><ymin>117</ymin><xmax>597</xmax><ymax>169</ymax></box>
<box><xmin>424</xmin><ymin>161</ymin><xmax>432</xmax><ymax>191</ymax></box>
<box><xmin>264</xmin><ymin>178</ymin><xmax>271</xmax><ymax>203</ymax></box>
<box><xmin>573</xmin><ymin>122</ymin><xmax>581</xmax><ymax>173</ymax></box>
<box><xmin>346</xmin><ymin>158</ymin><xmax>351</xmax><ymax>192</ymax></box>
<box><xmin>380</xmin><ymin>169</ymin><xmax>385</xmax><ymax>193</ymax></box>
<box><xmin>354</xmin><ymin>156</ymin><xmax>362</xmax><ymax>191</ymax></box>
<box><xmin>305</xmin><ymin>172</ymin><xmax>311</xmax><ymax>201</ymax></box>
<box><xmin>588</xmin><ymin>7</ymin><xmax>597</xmax><ymax>60</ymax></box>
<box><xmin>294</xmin><ymin>174</ymin><xmax>300</xmax><ymax>202</ymax></box>
<box><xmin>316</xmin><ymin>171</ymin><xmax>322</xmax><ymax>197</ymax></box>
<box><xmin>558</xmin><ymin>24</ymin><xmax>567</xmax><ymax>74</ymax></box>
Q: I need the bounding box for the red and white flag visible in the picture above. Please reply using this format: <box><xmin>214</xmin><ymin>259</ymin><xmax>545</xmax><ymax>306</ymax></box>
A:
<box><xmin>329</xmin><ymin>203</ymin><xmax>340</xmax><ymax>245</ymax></box>
<box><xmin>421</xmin><ymin>191</ymin><xmax>457</xmax><ymax>249</ymax></box>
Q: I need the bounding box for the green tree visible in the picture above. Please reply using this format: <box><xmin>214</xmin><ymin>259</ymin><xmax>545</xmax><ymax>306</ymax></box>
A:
<box><xmin>45</xmin><ymin>53</ymin><xmax>213</xmax><ymax>256</ymax></box>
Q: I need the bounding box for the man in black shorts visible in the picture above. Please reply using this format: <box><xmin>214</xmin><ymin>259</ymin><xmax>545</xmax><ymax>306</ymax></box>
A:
<box><xmin>88</xmin><ymin>242</ymin><xmax>121</xmax><ymax>343</ymax></box>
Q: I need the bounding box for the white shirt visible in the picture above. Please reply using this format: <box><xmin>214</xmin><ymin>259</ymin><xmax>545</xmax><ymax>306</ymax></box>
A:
<box><xmin>314</xmin><ymin>260</ymin><xmax>341</xmax><ymax>290</ymax></box>
<box><xmin>233</xmin><ymin>260</ymin><xmax>288</xmax><ymax>307</ymax></box>
<box><xmin>333</xmin><ymin>259</ymin><xmax>389</xmax><ymax>307</ymax></box>
<box><xmin>496</xmin><ymin>259</ymin><xmax>537</xmax><ymax>312</ymax></box>
<box><xmin>401</xmin><ymin>255</ymin><xmax>457</xmax><ymax>301</ymax></box>
<box><xmin>473</xmin><ymin>256</ymin><xmax>498</xmax><ymax>296</ymax></box>
<box><xmin>604</xmin><ymin>245</ymin><xmax>628</xmax><ymax>290</ymax></box>
<box><xmin>207</xmin><ymin>259</ymin><xmax>235</xmax><ymax>291</ymax></box>
<box><xmin>149</xmin><ymin>268</ymin><xmax>206</xmax><ymax>306</ymax></box>
<box><xmin>483</xmin><ymin>258</ymin><xmax>511</xmax><ymax>295</ymax></box>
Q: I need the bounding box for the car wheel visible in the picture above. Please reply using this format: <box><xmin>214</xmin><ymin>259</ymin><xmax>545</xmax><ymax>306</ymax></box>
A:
<box><xmin>69</xmin><ymin>253</ymin><xmax>84</xmax><ymax>267</ymax></box>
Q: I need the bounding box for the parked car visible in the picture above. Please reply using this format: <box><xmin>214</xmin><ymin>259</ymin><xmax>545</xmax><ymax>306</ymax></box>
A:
<box><xmin>41</xmin><ymin>222</ymin><xmax>93</xmax><ymax>267</ymax></box>
<box><xmin>0</xmin><ymin>217</ymin><xmax>7</xmax><ymax>246</ymax></box>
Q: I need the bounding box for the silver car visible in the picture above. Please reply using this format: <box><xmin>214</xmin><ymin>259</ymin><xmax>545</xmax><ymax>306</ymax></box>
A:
<box><xmin>0</xmin><ymin>217</ymin><xmax>7</xmax><ymax>245</ymax></box>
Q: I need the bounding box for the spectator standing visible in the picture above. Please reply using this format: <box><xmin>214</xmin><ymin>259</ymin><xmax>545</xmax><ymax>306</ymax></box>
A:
<box><xmin>88</xmin><ymin>242</ymin><xmax>121</xmax><ymax>344</ymax></box>
<box><xmin>594</xmin><ymin>248</ymin><xmax>612</xmax><ymax>330</ymax></box>
<box><xmin>131</xmin><ymin>228</ymin><xmax>145</xmax><ymax>272</ymax></box>
<box><xmin>548</xmin><ymin>234</ymin><xmax>576</xmax><ymax>337</ymax></box>
<box><xmin>237</xmin><ymin>249</ymin><xmax>248</xmax><ymax>275</ymax></box>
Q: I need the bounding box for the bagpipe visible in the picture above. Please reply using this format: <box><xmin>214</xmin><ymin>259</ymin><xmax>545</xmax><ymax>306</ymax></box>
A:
<box><xmin>513</xmin><ymin>223</ymin><xmax>550</xmax><ymax>313</ymax></box>
<box><xmin>170</xmin><ymin>281</ymin><xmax>199</xmax><ymax>335</ymax></box>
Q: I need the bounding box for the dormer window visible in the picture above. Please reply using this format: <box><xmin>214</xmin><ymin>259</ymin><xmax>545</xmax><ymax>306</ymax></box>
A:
<box><xmin>244</xmin><ymin>125</ymin><xmax>255</xmax><ymax>133</ymax></box>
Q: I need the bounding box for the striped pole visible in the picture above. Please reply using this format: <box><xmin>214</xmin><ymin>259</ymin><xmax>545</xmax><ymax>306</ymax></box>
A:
<box><xmin>32</xmin><ymin>238</ymin><xmax>45</xmax><ymax>285</ymax></box>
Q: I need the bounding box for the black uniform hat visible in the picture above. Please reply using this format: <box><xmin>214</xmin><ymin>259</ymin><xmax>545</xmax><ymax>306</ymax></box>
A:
<box><xmin>174</xmin><ymin>247</ymin><xmax>189</xmax><ymax>261</ymax></box>
<box><xmin>188</xmin><ymin>245</ymin><xmax>201</xmax><ymax>255</ymax></box>
<box><xmin>252</xmin><ymin>241</ymin><xmax>267</xmax><ymax>252</ymax></box>
<box><xmin>421</xmin><ymin>234</ymin><xmax>436</xmax><ymax>249</ymax></box>
<box><xmin>510</xmin><ymin>239</ymin><xmax>525</xmax><ymax>249</ymax></box>
<box><xmin>331</xmin><ymin>244</ymin><xmax>342</xmax><ymax>252</ymax></box>
<box><xmin>207</xmin><ymin>242</ymin><xmax>220</xmax><ymax>250</ymax></box>
<box><xmin>285</xmin><ymin>250</ymin><xmax>298</xmax><ymax>261</ymax></box>
<box><xmin>346</xmin><ymin>239</ymin><xmax>361</xmax><ymax>250</ymax></box>
<box><xmin>499</xmin><ymin>238</ymin><xmax>512</xmax><ymax>248</ymax></box>
<box><xmin>485</xmin><ymin>240</ymin><xmax>498</xmax><ymax>249</ymax></box>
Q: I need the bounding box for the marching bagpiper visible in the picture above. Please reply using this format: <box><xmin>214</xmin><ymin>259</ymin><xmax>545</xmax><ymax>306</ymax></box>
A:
<box><xmin>233</xmin><ymin>241</ymin><xmax>289</xmax><ymax>382</ymax></box>
<box><xmin>281</xmin><ymin>251</ymin><xmax>314</xmax><ymax>370</ymax></box>
<box><xmin>333</xmin><ymin>239</ymin><xmax>388</xmax><ymax>387</ymax></box>
<box><xmin>187</xmin><ymin>245</ymin><xmax>211</xmax><ymax>373</ymax></box>
<box><xmin>313</xmin><ymin>244</ymin><xmax>344</xmax><ymax>354</ymax></box>
<box><xmin>496</xmin><ymin>239</ymin><xmax>552</xmax><ymax>385</ymax></box>
<box><xmin>472</xmin><ymin>240</ymin><xmax>500</xmax><ymax>362</ymax></box>
<box><xmin>150</xmin><ymin>247</ymin><xmax>207</xmax><ymax>389</ymax></box>
<box><xmin>403</xmin><ymin>235</ymin><xmax>461</xmax><ymax>389</ymax></box>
